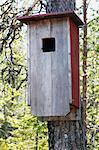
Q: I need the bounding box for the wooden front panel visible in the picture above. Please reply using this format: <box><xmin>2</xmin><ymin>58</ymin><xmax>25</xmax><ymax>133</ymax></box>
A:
<box><xmin>29</xmin><ymin>20</ymin><xmax>52</xmax><ymax>116</ymax></box>
<box><xmin>29</xmin><ymin>18</ymin><xmax>71</xmax><ymax>116</ymax></box>
<box><xmin>70</xmin><ymin>19</ymin><xmax>80</xmax><ymax>107</ymax></box>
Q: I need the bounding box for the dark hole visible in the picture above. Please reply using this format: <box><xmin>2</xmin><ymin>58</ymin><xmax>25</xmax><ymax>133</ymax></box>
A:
<box><xmin>42</xmin><ymin>38</ymin><xmax>55</xmax><ymax>52</ymax></box>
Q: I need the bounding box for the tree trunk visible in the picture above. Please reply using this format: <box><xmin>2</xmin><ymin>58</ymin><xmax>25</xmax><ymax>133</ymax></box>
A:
<box><xmin>47</xmin><ymin>0</ymin><xmax>76</xmax><ymax>13</ymax></box>
<box><xmin>48</xmin><ymin>120</ymin><xmax>86</xmax><ymax>150</ymax></box>
<box><xmin>47</xmin><ymin>0</ymin><xmax>87</xmax><ymax>150</ymax></box>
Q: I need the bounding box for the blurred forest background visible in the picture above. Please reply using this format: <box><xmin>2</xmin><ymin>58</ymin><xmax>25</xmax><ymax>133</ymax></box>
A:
<box><xmin>0</xmin><ymin>0</ymin><xmax>99</xmax><ymax>149</ymax></box>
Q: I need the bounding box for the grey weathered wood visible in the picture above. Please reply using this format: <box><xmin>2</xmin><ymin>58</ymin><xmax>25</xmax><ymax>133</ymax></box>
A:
<box><xmin>51</xmin><ymin>19</ymin><xmax>70</xmax><ymax>115</ymax></box>
<box><xmin>28</xmin><ymin>17</ymin><xmax>72</xmax><ymax>116</ymax></box>
<box><xmin>67</xmin><ymin>18</ymin><xmax>72</xmax><ymax>104</ymax></box>
<box><xmin>30</xmin><ymin>21</ymin><xmax>52</xmax><ymax>116</ymax></box>
<box><xmin>40</xmin><ymin>105</ymin><xmax>81</xmax><ymax>121</ymax></box>
<box><xmin>28</xmin><ymin>24</ymin><xmax>31</xmax><ymax>106</ymax></box>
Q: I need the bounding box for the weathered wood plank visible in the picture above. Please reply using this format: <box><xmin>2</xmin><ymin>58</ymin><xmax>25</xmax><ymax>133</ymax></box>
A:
<box><xmin>67</xmin><ymin>18</ymin><xmax>72</xmax><ymax>104</ymax></box>
<box><xmin>30</xmin><ymin>21</ymin><xmax>52</xmax><ymax>116</ymax></box>
<box><xmin>39</xmin><ymin>105</ymin><xmax>81</xmax><ymax>121</ymax></box>
<box><xmin>50</xmin><ymin>18</ymin><xmax>70</xmax><ymax>115</ymax></box>
<box><xmin>28</xmin><ymin>24</ymin><xmax>31</xmax><ymax>106</ymax></box>
<box><xmin>29</xmin><ymin>18</ymin><xmax>72</xmax><ymax>116</ymax></box>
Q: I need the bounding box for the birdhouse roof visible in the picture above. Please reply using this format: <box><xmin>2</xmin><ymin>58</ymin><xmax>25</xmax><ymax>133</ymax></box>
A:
<box><xmin>17</xmin><ymin>11</ymin><xmax>84</xmax><ymax>27</ymax></box>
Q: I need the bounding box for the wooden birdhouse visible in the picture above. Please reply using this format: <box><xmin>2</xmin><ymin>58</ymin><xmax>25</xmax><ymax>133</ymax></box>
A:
<box><xmin>18</xmin><ymin>11</ymin><xmax>83</xmax><ymax>117</ymax></box>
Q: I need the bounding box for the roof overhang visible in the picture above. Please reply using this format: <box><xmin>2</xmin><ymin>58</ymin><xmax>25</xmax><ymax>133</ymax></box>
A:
<box><xmin>17</xmin><ymin>11</ymin><xmax>84</xmax><ymax>27</ymax></box>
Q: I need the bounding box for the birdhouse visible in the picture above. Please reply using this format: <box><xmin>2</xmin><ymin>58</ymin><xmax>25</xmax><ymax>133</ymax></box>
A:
<box><xmin>18</xmin><ymin>11</ymin><xmax>83</xmax><ymax>117</ymax></box>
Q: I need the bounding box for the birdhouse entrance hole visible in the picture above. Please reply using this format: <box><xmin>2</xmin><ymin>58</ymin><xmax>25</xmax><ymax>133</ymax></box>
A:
<box><xmin>42</xmin><ymin>38</ymin><xmax>55</xmax><ymax>52</ymax></box>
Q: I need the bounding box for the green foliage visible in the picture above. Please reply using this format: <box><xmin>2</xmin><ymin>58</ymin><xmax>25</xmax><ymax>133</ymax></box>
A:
<box><xmin>79</xmin><ymin>8</ymin><xmax>99</xmax><ymax>150</ymax></box>
<box><xmin>86</xmin><ymin>15</ymin><xmax>99</xmax><ymax>150</ymax></box>
<box><xmin>0</xmin><ymin>48</ymin><xmax>48</xmax><ymax>149</ymax></box>
<box><xmin>0</xmin><ymin>47</ymin><xmax>48</xmax><ymax>149</ymax></box>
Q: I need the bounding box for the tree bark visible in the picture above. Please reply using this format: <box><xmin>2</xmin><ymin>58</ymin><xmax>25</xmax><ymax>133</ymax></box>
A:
<box><xmin>48</xmin><ymin>120</ymin><xmax>86</xmax><ymax>150</ymax></box>
<box><xmin>47</xmin><ymin>0</ymin><xmax>76</xmax><ymax>13</ymax></box>
<box><xmin>47</xmin><ymin>0</ymin><xmax>87</xmax><ymax>150</ymax></box>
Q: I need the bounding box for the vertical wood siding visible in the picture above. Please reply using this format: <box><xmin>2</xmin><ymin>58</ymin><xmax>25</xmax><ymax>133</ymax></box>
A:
<box><xmin>70</xmin><ymin>19</ymin><xmax>80</xmax><ymax>107</ymax></box>
<box><xmin>29</xmin><ymin>18</ymin><xmax>71</xmax><ymax>116</ymax></box>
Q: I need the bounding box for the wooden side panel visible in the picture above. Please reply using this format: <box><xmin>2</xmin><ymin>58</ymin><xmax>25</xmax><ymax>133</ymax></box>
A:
<box><xmin>70</xmin><ymin>19</ymin><xmax>80</xmax><ymax>107</ymax></box>
<box><xmin>29</xmin><ymin>18</ymin><xmax>71</xmax><ymax>116</ymax></box>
